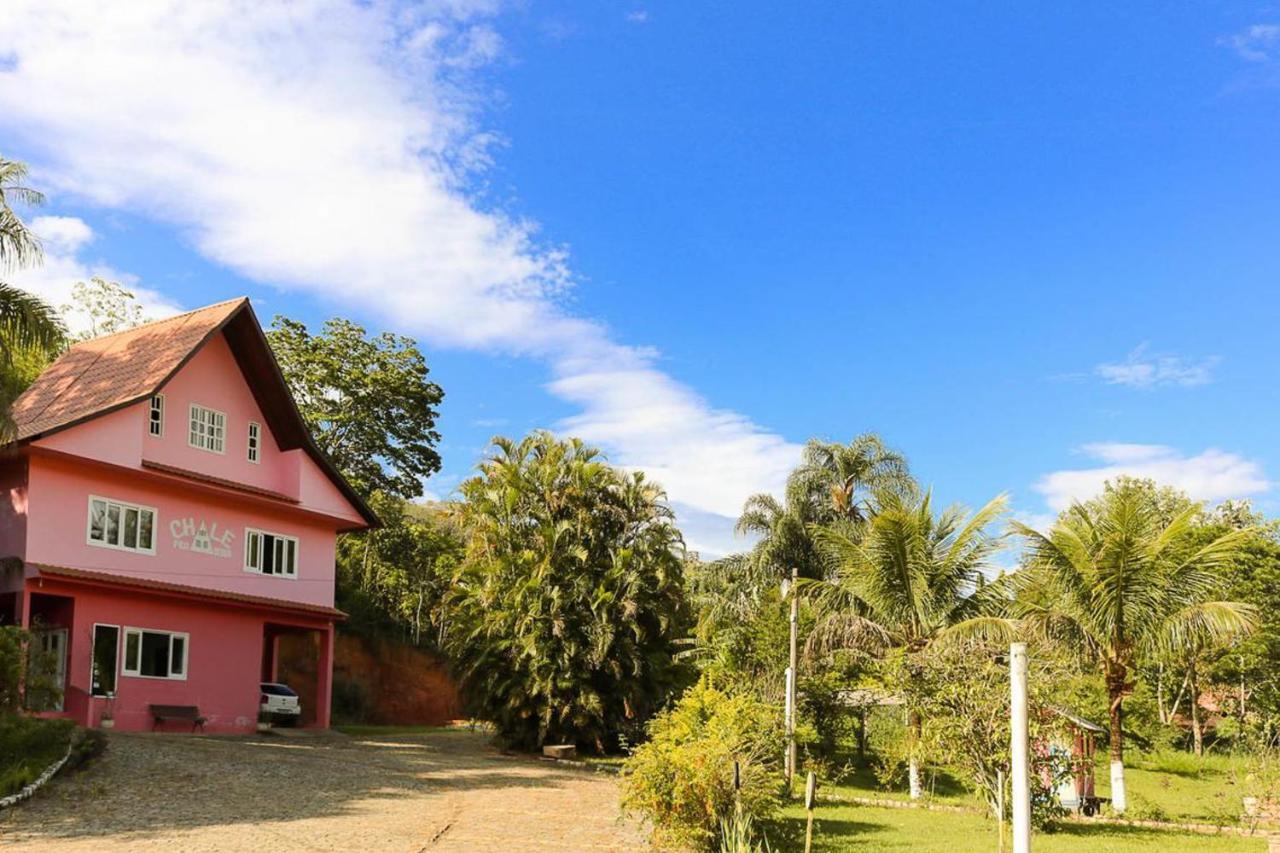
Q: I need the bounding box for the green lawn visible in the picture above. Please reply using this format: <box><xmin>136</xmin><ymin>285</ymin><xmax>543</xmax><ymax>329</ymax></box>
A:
<box><xmin>826</xmin><ymin>750</ymin><xmax>1268</xmax><ymax>827</ymax></box>
<box><xmin>773</xmin><ymin>802</ymin><xmax>1267</xmax><ymax>852</ymax></box>
<box><xmin>333</xmin><ymin>724</ymin><xmax>468</xmax><ymax>736</ymax></box>
<box><xmin>1094</xmin><ymin>751</ymin><xmax>1259</xmax><ymax>825</ymax></box>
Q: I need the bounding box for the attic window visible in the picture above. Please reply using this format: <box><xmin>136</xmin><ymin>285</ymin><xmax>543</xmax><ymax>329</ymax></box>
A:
<box><xmin>188</xmin><ymin>404</ymin><xmax>226</xmax><ymax>454</ymax></box>
<box><xmin>247</xmin><ymin>422</ymin><xmax>261</xmax><ymax>463</ymax></box>
<box><xmin>149</xmin><ymin>395</ymin><xmax>164</xmax><ymax>437</ymax></box>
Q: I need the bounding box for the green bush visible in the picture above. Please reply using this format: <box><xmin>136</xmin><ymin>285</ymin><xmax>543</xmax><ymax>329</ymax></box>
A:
<box><xmin>0</xmin><ymin>715</ymin><xmax>75</xmax><ymax>796</ymax></box>
<box><xmin>621</xmin><ymin>678</ymin><xmax>783</xmax><ymax>851</ymax></box>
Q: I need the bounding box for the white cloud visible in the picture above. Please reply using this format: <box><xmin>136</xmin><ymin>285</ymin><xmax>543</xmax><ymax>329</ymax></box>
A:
<box><xmin>1034</xmin><ymin>442</ymin><xmax>1270</xmax><ymax>512</ymax></box>
<box><xmin>1094</xmin><ymin>344</ymin><xmax>1218</xmax><ymax>389</ymax></box>
<box><xmin>626</xmin><ymin>11</ymin><xmax>650</xmax><ymax>24</ymax></box>
<box><xmin>12</xmin><ymin>216</ymin><xmax>183</xmax><ymax>336</ymax></box>
<box><xmin>0</xmin><ymin>1</ymin><xmax>797</xmax><ymax>530</ymax></box>
<box><xmin>1221</xmin><ymin>24</ymin><xmax>1280</xmax><ymax>63</ymax></box>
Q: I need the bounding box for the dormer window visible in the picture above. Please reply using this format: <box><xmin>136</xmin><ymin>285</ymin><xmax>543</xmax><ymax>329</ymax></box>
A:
<box><xmin>188</xmin><ymin>404</ymin><xmax>226</xmax><ymax>454</ymax></box>
<box><xmin>247</xmin><ymin>421</ymin><xmax>261</xmax><ymax>463</ymax></box>
<box><xmin>149</xmin><ymin>394</ymin><xmax>164</xmax><ymax>436</ymax></box>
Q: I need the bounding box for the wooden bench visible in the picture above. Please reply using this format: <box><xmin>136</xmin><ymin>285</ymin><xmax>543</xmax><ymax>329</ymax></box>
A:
<box><xmin>149</xmin><ymin>704</ymin><xmax>207</xmax><ymax>732</ymax></box>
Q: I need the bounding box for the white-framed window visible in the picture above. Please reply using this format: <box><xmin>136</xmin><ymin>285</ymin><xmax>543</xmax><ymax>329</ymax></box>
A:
<box><xmin>244</xmin><ymin>528</ymin><xmax>298</xmax><ymax>578</ymax></box>
<box><xmin>149</xmin><ymin>394</ymin><xmax>164</xmax><ymax>437</ymax></box>
<box><xmin>188</xmin><ymin>404</ymin><xmax>226</xmax><ymax>453</ymax></box>
<box><xmin>247</xmin><ymin>421</ymin><xmax>261</xmax><ymax>463</ymax></box>
<box><xmin>87</xmin><ymin>496</ymin><xmax>157</xmax><ymax>554</ymax></box>
<box><xmin>122</xmin><ymin>627</ymin><xmax>188</xmax><ymax>680</ymax></box>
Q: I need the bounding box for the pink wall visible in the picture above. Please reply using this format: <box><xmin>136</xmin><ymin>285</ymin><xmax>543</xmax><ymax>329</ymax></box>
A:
<box><xmin>0</xmin><ymin>456</ymin><xmax>27</xmax><ymax>570</ymax></box>
<box><xmin>143</xmin><ymin>334</ymin><xmax>297</xmax><ymax>497</ymax></box>
<box><xmin>26</xmin><ymin>456</ymin><xmax>338</xmax><ymax>608</ymax></box>
<box><xmin>32</xmin><ymin>577</ymin><xmax>329</xmax><ymax>732</ymax></box>
<box><xmin>29</xmin><ymin>328</ymin><xmax>364</xmax><ymax>530</ymax></box>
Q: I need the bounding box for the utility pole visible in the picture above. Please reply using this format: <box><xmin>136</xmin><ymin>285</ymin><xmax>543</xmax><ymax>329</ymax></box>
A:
<box><xmin>1010</xmin><ymin>642</ymin><xmax>1031</xmax><ymax>853</ymax></box>
<box><xmin>784</xmin><ymin>565</ymin><xmax>799</xmax><ymax>790</ymax></box>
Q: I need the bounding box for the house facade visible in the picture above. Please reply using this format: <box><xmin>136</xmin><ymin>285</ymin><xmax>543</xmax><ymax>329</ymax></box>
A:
<box><xmin>0</xmin><ymin>298</ymin><xmax>376</xmax><ymax>732</ymax></box>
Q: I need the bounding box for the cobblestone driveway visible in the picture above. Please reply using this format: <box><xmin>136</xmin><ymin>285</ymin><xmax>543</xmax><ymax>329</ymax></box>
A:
<box><xmin>0</xmin><ymin>730</ymin><xmax>644</xmax><ymax>851</ymax></box>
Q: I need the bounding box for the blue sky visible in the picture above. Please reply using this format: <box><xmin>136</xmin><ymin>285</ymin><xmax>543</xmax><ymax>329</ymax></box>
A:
<box><xmin>2</xmin><ymin>3</ymin><xmax>1278</xmax><ymax>555</ymax></box>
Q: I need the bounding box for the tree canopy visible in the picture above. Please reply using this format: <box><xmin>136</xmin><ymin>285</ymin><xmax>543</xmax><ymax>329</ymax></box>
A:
<box><xmin>446</xmin><ymin>432</ymin><xmax>689</xmax><ymax>751</ymax></box>
<box><xmin>268</xmin><ymin>316</ymin><xmax>443</xmax><ymax>500</ymax></box>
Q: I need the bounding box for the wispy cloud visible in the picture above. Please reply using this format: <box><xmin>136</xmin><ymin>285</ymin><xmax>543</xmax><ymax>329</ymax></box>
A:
<box><xmin>1033</xmin><ymin>442</ymin><xmax>1270</xmax><ymax>512</ymax></box>
<box><xmin>13</xmin><ymin>215</ymin><xmax>183</xmax><ymax>335</ymax></box>
<box><xmin>0</xmin><ymin>1</ymin><xmax>796</xmax><ymax>539</ymax></box>
<box><xmin>626</xmin><ymin>10</ymin><xmax>650</xmax><ymax>24</ymax></box>
<box><xmin>1093</xmin><ymin>343</ymin><xmax>1218</xmax><ymax>389</ymax></box>
<box><xmin>1221</xmin><ymin>24</ymin><xmax>1280</xmax><ymax>63</ymax></box>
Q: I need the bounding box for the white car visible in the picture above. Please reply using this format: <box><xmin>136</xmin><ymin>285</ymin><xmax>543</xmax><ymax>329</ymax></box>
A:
<box><xmin>260</xmin><ymin>682</ymin><xmax>301</xmax><ymax>725</ymax></box>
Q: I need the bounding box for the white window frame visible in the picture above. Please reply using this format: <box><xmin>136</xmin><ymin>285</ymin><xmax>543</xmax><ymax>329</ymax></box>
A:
<box><xmin>243</xmin><ymin>527</ymin><xmax>299</xmax><ymax>579</ymax></box>
<box><xmin>188</xmin><ymin>403</ymin><xmax>227</xmax><ymax>454</ymax></box>
<box><xmin>247</xmin><ymin>421</ymin><xmax>261</xmax><ymax>463</ymax></box>
<box><xmin>86</xmin><ymin>495</ymin><xmax>158</xmax><ymax>555</ymax></box>
<box><xmin>149</xmin><ymin>394</ymin><xmax>164</xmax><ymax>437</ymax></box>
<box><xmin>121</xmin><ymin>626</ymin><xmax>189</xmax><ymax>681</ymax></box>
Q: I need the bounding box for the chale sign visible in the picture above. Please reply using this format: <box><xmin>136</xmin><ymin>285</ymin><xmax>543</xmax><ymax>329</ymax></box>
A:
<box><xmin>170</xmin><ymin>517</ymin><xmax>235</xmax><ymax>558</ymax></box>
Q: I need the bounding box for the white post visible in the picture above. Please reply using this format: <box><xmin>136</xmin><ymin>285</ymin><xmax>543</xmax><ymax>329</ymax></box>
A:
<box><xmin>785</xmin><ymin>565</ymin><xmax>799</xmax><ymax>789</ymax></box>
<box><xmin>1010</xmin><ymin>643</ymin><xmax>1031</xmax><ymax>853</ymax></box>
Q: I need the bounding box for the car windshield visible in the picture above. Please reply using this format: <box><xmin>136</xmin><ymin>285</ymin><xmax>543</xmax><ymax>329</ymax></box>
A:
<box><xmin>260</xmin><ymin>684</ymin><xmax>297</xmax><ymax>697</ymax></box>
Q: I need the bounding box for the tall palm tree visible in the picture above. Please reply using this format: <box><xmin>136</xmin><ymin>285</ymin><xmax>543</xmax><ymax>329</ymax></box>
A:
<box><xmin>810</xmin><ymin>489</ymin><xmax>1009</xmax><ymax>798</ymax></box>
<box><xmin>449</xmin><ymin>432</ymin><xmax>687</xmax><ymax>751</ymax></box>
<box><xmin>0</xmin><ymin>156</ymin><xmax>66</xmax><ymax>439</ymax></box>
<box><xmin>790</xmin><ymin>435</ymin><xmax>914</xmax><ymax>524</ymax></box>
<box><xmin>1010</xmin><ymin>481</ymin><xmax>1256</xmax><ymax>813</ymax></box>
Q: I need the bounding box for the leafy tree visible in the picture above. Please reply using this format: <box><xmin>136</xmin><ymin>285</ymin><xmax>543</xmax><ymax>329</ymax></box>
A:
<box><xmin>1202</xmin><ymin>518</ymin><xmax>1280</xmax><ymax>741</ymax></box>
<box><xmin>62</xmin><ymin>277</ymin><xmax>147</xmax><ymax>341</ymax></box>
<box><xmin>268</xmin><ymin>316</ymin><xmax>443</xmax><ymax>499</ymax></box>
<box><xmin>684</xmin><ymin>554</ymin><xmax>791</xmax><ymax>697</ymax></box>
<box><xmin>336</xmin><ymin>492</ymin><xmax>463</xmax><ymax>647</ymax></box>
<box><xmin>887</xmin><ymin>641</ymin><xmax>1069</xmax><ymax>827</ymax></box>
<box><xmin>810</xmin><ymin>489</ymin><xmax>1009</xmax><ymax>798</ymax></box>
<box><xmin>447</xmin><ymin>432</ymin><xmax>689</xmax><ymax>751</ymax></box>
<box><xmin>0</xmin><ymin>157</ymin><xmax>67</xmax><ymax>439</ymax></box>
<box><xmin>1010</xmin><ymin>479</ymin><xmax>1256</xmax><ymax>813</ymax></box>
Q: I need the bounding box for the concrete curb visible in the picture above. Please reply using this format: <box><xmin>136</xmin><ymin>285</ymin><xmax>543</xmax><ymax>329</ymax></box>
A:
<box><xmin>0</xmin><ymin>740</ymin><xmax>74</xmax><ymax>810</ymax></box>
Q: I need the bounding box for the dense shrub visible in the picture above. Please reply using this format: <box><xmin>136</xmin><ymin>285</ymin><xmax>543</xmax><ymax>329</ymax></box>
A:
<box><xmin>621</xmin><ymin>678</ymin><xmax>783</xmax><ymax>851</ymax></box>
<box><xmin>0</xmin><ymin>715</ymin><xmax>74</xmax><ymax>796</ymax></box>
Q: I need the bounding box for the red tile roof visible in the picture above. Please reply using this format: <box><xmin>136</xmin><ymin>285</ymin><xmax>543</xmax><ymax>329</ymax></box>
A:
<box><xmin>11</xmin><ymin>298</ymin><xmax>247</xmax><ymax>442</ymax></box>
<box><xmin>31</xmin><ymin>563</ymin><xmax>346</xmax><ymax>620</ymax></box>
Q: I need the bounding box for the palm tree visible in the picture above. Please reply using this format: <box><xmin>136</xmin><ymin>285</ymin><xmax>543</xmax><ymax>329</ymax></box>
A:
<box><xmin>790</xmin><ymin>435</ymin><xmax>913</xmax><ymax>524</ymax></box>
<box><xmin>448</xmin><ymin>432</ymin><xmax>687</xmax><ymax>751</ymax></box>
<box><xmin>810</xmin><ymin>489</ymin><xmax>1009</xmax><ymax>798</ymax></box>
<box><xmin>0</xmin><ymin>156</ymin><xmax>66</xmax><ymax>439</ymax></box>
<box><xmin>1010</xmin><ymin>481</ymin><xmax>1256</xmax><ymax>813</ymax></box>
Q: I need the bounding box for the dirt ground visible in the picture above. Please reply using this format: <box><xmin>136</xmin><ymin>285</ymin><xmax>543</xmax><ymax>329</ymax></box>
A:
<box><xmin>0</xmin><ymin>729</ymin><xmax>645</xmax><ymax>851</ymax></box>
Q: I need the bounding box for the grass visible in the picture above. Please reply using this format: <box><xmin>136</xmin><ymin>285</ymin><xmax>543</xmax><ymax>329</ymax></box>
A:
<box><xmin>1094</xmin><ymin>751</ymin><xmax>1259</xmax><ymax>825</ymax></box>
<box><xmin>827</xmin><ymin>749</ymin><xmax>1268</xmax><ymax>827</ymax></box>
<box><xmin>771</xmin><ymin>801</ymin><xmax>1268</xmax><ymax>851</ymax></box>
<box><xmin>333</xmin><ymin>724</ymin><xmax>470</xmax><ymax>736</ymax></box>
<box><xmin>0</xmin><ymin>715</ymin><xmax>74</xmax><ymax>796</ymax></box>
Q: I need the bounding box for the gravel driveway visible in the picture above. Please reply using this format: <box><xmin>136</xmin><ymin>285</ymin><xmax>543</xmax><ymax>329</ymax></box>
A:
<box><xmin>0</xmin><ymin>729</ymin><xmax>644</xmax><ymax>851</ymax></box>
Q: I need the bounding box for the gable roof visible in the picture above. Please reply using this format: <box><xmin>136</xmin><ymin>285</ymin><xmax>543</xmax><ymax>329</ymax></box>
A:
<box><xmin>9</xmin><ymin>297</ymin><xmax>378</xmax><ymax>529</ymax></box>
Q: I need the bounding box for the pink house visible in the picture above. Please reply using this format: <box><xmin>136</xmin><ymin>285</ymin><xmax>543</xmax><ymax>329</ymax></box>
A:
<box><xmin>0</xmin><ymin>298</ymin><xmax>377</xmax><ymax>732</ymax></box>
